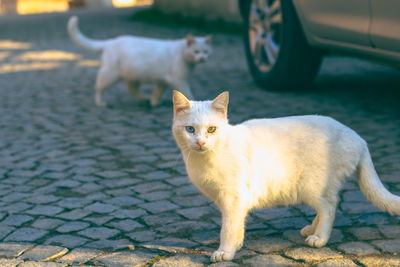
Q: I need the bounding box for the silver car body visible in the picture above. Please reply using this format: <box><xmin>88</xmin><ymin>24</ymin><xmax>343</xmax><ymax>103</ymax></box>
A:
<box><xmin>286</xmin><ymin>0</ymin><xmax>400</xmax><ymax>64</ymax></box>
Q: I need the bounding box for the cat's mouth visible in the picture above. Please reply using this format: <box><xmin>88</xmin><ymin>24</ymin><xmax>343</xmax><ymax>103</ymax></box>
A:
<box><xmin>194</xmin><ymin>146</ymin><xmax>207</xmax><ymax>153</ymax></box>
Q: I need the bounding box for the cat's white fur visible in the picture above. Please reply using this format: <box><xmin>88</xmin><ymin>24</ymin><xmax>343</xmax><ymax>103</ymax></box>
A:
<box><xmin>67</xmin><ymin>16</ymin><xmax>212</xmax><ymax>106</ymax></box>
<box><xmin>172</xmin><ymin>91</ymin><xmax>400</xmax><ymax>262</ymax></box>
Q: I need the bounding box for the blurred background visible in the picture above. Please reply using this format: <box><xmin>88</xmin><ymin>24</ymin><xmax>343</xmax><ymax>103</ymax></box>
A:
<box><xmin>0</xmin><ymin>1</ymin><xmax>399</xmax><ymax>266</ymax></box>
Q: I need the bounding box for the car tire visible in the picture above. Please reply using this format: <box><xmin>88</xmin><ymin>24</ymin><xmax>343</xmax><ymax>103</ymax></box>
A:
<box><xmin>243</xmin><ymin>0</ymin><xmax>322</xmax><ymax>89</ymax></box>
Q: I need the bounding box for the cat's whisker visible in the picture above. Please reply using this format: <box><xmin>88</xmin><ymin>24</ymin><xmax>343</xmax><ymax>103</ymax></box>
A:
<box><xmin>186</xmin><ymin>150</ymin><xmax>193</xmax><ymax>166</ymax></box>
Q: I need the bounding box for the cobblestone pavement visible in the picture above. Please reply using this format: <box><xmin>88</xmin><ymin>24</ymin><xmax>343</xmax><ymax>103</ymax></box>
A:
<box><xmin>0</xmin><ymin>7</ymin><xmax>400</xmax><ymax>267</ymax></box>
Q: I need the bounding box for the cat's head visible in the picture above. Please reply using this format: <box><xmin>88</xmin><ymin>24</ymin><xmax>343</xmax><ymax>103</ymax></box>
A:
<box><xmin>183</xmin><ymin>34</ymin><xmax>212</xmax><ymax>63</ymax></box>
<box><xmin>172</xmin><ymin>91</ymin><xmax>229</xmax><ymax>153</ymax></box>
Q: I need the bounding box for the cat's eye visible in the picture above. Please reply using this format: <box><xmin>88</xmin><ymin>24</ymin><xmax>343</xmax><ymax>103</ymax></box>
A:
<box><xmin>207</xmin><ymin>126</ymin><xmax>217</xmax><ymax>133</ymax></box>
<box><xmin>185</xmin><ymin>126</ymin><xmax>195</xmax><ymax>133</ymax></box>
<box><xmin>194</xmin><ymin>50</ymin><xmax>200</xmax><ymax>54</ymax></box>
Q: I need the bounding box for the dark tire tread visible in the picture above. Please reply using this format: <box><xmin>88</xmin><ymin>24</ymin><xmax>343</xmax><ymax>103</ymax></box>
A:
<box><xmin>243</xmin><ymin>0</ymin><xmax>323</xmax><ymax>90</ymax></box>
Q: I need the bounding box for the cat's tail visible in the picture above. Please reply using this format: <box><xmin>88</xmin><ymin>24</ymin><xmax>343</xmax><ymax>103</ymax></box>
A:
<box><xmin>357</xmin><ymin>146</ymin><xmax>400</xmax><ymax>215</ymax></box>
<box><xmin>67</xmin><ymin>16</ymin><xmax>107</xmax><ymax>53</ymax></box>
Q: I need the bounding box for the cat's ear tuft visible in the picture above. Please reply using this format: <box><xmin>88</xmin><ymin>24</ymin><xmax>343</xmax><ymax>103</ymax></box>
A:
<box><xmin>211</xmin><ymin>91</ymin><xmax>229</xmax><ymax>116</ymax></box>
<box><xmin>173</xmin><ymin>90</ymin><xmax>191</xmax><ymax>115</ymax></box>
<box><xmin>204</xmin><ymin>35</ymin><xmax>212</xmax><ymax>44</ymax></box>
<box><xmin>186</xmin><ymin>34</ymin><xmax>195</xmax><ymax>46</ymax></box>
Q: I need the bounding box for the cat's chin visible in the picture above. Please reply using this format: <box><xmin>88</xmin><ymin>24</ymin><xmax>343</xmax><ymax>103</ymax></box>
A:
<box><xmin>192</xmin><ymin>147</ymin><xmax>209</xmax><ymax>153</ymax></box>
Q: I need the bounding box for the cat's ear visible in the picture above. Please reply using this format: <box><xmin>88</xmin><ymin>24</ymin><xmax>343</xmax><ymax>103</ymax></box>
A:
<box><xmin>211</xmin><ymin>91</ymin><xmax>229</xmax><ymax>116</ymax></box>
<box><xmin>204</xmin><ymin>35</ymin><xmax>212</xmax><ymax>44</ymax></box>
<box><xmin>173</xmin><ymin>90</ymin><xmax>191</xmax><ymax>115</ymax></box>
<box><xmin>186</xmin><ymin>34</ymin><xmax>195</xmax><ymax>46</ymax></box>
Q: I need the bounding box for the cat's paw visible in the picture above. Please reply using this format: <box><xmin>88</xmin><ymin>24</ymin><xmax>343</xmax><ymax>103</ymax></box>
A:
<box><xmin>305</xmin><ymin>235</ymin><xmax>327</xmax><ymax>248</ymax></box>
<box><xmin>210</xmin><ymin>249</ymin><xmax>235</xmax><ymax>262</ymax></box>
<box><xmin>300</xmin><ymin>225</ymin><xmax>314</xmax><ymax>237</ymax></box>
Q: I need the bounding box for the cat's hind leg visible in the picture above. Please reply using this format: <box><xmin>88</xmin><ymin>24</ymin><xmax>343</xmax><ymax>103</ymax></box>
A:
<box><xmin>125</xmin><ymin>80</ymin><xmax>149</xmax><ymax>102</ymax></box>
<box><xmin>300</xmin><ymin>214</ymin><xmax>319</xmax><ymax>237</ymax></box>
<box><xmin>150</xmin><ymin>83</ymin><xmax>166</xmax><ymax>107</ymax></box>
<box><xmin>305</xmin><ymin>198</ymin><xmax>337</xmax><ymax>248</ymax></box>
<box><xmin>95</xmin><ymin>67</ymin><xmax>119</xmax><ymax>107</ymax></box>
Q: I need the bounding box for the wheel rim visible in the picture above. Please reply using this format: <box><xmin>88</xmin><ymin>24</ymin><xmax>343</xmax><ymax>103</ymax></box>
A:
<box><xmin>248</xmin><ymin>0</ymin><xmax>282</xmax><ymax>72</ymax></box>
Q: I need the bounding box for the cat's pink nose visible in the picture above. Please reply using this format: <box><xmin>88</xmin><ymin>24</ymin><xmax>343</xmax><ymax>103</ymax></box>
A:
<box><xmin>197</xmin><ymin>140</ymin><xmax>206</xmax><ymax>148</ymax></box>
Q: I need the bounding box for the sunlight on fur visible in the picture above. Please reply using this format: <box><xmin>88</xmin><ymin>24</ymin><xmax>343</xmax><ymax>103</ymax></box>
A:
<box><xmin>172</xmin><ymin>90</ymin><xmax>400</xmax><ymax>262</ymax></box>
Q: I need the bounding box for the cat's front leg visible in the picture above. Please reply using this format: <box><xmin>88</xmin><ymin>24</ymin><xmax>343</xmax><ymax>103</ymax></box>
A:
<box><xmin>150</xmin><ymin>83</ymin><xmax>167</xmax><ymax>107</ymax></box>
<box><xmin>211</xmin><ymin>199</ymin><xmax>247</xmax><ymax>262</ymax></box>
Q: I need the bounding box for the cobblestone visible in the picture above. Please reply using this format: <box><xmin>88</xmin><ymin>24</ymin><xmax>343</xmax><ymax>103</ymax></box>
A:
<box><xmin>1</xmin><ymin>214</ymin><xmax>33</xmax><ymax>226</ymax></box>
<box><xmin>284</xmin><ymin>247</ymin><xmax>343</xmax><ymax>262</ymax></box>
<box><xmin>0</xmin><ymin>259</ymin><xmax>23</xmax><ymax>267</ymax></box>
<box><xmin>140</xmin><ymin>200</ymin><xmax>180</xmax><ymax>213</ymax></box>
<box><xmin>18</xmin><ymin>245</ymin><xmax>68</xmax><ymax>261</ymax></box>
<box><xmin>242</xmin><ymin>255</ymin><xmax>296</xmax><ymax>266</ymax></box>
<box><xmin>78</xmin><ymin>227</ymin><xmax>120</xmax><ymax>239</ymax></box>
<box><xmin>45</xmin><ymin>234</ymin><xmax>90</xmax><ymax>248</ymax></box>
<box><xmin>56</xmin><ymin>209</ymin><xmax>91</xmax><ymax>220</ymax></box>
<box><xmin>347</xmin><ymin>226</ymin><xmax>383</xmax><ymax>240</ymax></box>
<box><xmin>127</xmin><ymin>230</ymin><xmax>158</xmax><ymax>242</ymax></box>
<box><xmin>84</xmin><ymin>239</ymin><xmax>132</xmax><ymax>250</ymax></box>
<box><xmin>57</xmin><ymin>247</ymin><xmax>102</xmax><ymax>265</ymax></box>
<box><xmin>0</xmin><ymin>243</ymin><xmax>33</xmax><ymax>258</ymax></box>
<box><xmin>18</xmin><ymin>261</ymin><xmax>65</xmax><ymax>267</ymax></box>
<box><xmin>113</xmin><ymin>208</ymin><xmax>147</xmax><ymax>219</ymax></box>
<box><xmin>5</xmin><ymin>227</ymin><xmax>48</xmax><ymax>242</ymax></box>
<box><xmin>93</xmin><ymin>251</ymin><xmax>154</xmax><ymax>266</ymax></box>
<box><xmin>378</xmin><ymin>224</ymin><xmax>400</xmax><ymax>239</ymax></box>
<box><xmin>26</xmin><ymin>205</ymin><xmax>64</xmax><ymax>216</ymax></box>
<box><xmin>108</xmin><ymin>219</ymin><xmax>143</xmax><ymax>232</ymax></box>
<box><xmin>208</xmin><ymin>262</ymin><xmax>239</xmax><ymax>267</ymax></box>
<box><xmin>371</xmin><ymin>239</ymin><xmax>400</xmax><ymax>253</ymax></box>
<box><xmin>358</xmin><ymin>255</ymin><xmax>400</xmax><ymax>266</ymax></box>
<box><xmin>56</xmin><ymin>221</ymin><xmax>90</xmax><ymax>233</ymax></box>
<box><xmin>140</xmin><ymin>191</ymin><xmax>172</xmax><ymax>201</ymax></box>
<box><xmin>245</xmin><ymin>237</ymin><xmax>294</xmax><ymax>253</ymax></box>
<box><xmin>84</xmin><ymin>202</ymin><xmax>118</xmax><ymax>213</ymax></box>
<box><xmin>337</xmin><ymin>241</ymin><xmax>379</xmax><ymax>256</ymax></box>
<box><xmin>148</xmin><ymin>237</ymin><xmax>199</xmax><ymax>250</ymax></box>
<box><xmin>0</xmin><ymin>5</ymin><xmax>399</xmax><ymax>266</ymax></box>
<box><xmin>0</xmin><ymin>226</ymin><xmax>15</xmax><ymax>239</ymax></box>
<box><xmin>177</xmin><ymin>206</ymin><xmax>215</xmax><ymax>220</ymax></box>
<box><xmin>153</xmin><ymin>254</ymin><xmax>208</xmax><ymax>267</ymax></box>
<box><xmin>316</xmin><ymin>258</ymin><xmax>359</xmax><ymax>267</ymax></box>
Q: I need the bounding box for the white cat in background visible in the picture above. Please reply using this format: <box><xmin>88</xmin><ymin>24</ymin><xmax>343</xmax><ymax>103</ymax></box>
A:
<box><xmin>67</xmin><ymin>16</ymin><xmax>212</xmax><ymax>107</ymax></box>
<box><xmin>172</xmin><ymin>91</ymin><xmax>400</xmax><ymax>262</ymax></box>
